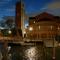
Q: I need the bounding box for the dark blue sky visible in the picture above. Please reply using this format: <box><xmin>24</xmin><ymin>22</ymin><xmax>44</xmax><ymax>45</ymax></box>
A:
<box><xmin>24</xmin><ymin>0</ymin><xmax>60</xmax><ymax>16</ymax></box>
<box><xmin>0</xmin><ymin>0</ymin><xmax>60</xmax><ymax>20</ymax></box>
<box><xmin>24</xmin><ymin>0</ymin><xmax>53</xmax><ymax>14</ymax></box>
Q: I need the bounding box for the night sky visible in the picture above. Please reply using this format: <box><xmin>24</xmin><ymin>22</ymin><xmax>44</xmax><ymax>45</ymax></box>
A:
<box><xmin>0</xmin><ymin>0</ymin><xmax>60</xmax><ymax>20</ymax></box>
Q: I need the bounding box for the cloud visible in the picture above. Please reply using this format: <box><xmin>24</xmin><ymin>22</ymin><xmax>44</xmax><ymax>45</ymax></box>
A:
<box><xmin>47</xmin><ymin>2</ymin><xmax>60</xmax><ymax>9</ymax></box>
<box><xmin>43</xmin><ymin>1</ymin><xmax>60</xmax><ymax>16</ymax></box>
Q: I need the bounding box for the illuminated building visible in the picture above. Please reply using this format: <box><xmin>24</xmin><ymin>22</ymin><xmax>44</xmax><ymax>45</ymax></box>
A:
<box><xmin>26</xmin><ymin>12</ymin><xmax>60</xmax><ymax>47</ymax></box>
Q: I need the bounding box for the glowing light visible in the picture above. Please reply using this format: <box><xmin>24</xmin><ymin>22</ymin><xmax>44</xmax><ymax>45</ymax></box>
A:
<box><xmin>8</xmin><ymin>30</ymin><xmax>12</xmax><ymax>34</ymax></box>
<box><xmin>50</xmin><ymin>26</ymin><xmax>53</xmax><ymax>30</ymax></box>
<box><xmin>39</xmin><ymin>25</ymin><xmax>40</xmax><ymax>30</ymax></box>
<box><xmin>23</xmin><ymin>31</ymin><xmax>26</xmax><ymax>34</ymax></box>
<box><xmin>59</xmin><ymin>43</ymin><xmax>60</xmax><ymax>46</ymax></box>
<box><xmin>58</xmin><ymin>26</ymin><xmax>60</xmax><ymax>30</ymax></box>
<box><xmin>25</xmin><ymin>47</ymin><xmax>38</xmax><ymax>59</ymax></box>
<box><xmin>29</xmin><ymin>27</ymin><xmax>33</xmax><ymax>31</ymax></box>
<box><xmin>34</xmin><ymin>21</ymin><xmax>35</xmax><ymax>23</ymax></box>
<box><xmin>8</xmin><ymin>46</ymin><xmax>11</xmax><ymax>51</ymax></box>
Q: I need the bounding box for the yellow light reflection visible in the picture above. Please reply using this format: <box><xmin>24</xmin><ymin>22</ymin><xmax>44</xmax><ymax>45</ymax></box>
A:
<box><xmin>25</xmin><ymin>47</ymin><xmax>38</xmax><ymax>60</ymax></box>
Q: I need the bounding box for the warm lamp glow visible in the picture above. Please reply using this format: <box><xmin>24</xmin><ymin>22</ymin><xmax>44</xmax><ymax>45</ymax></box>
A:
<box><xmin>59</xmin><ymin>43</ymin><xmax>60</xmax><ymax>46</ymax></box>
<box><xmin>39</xmin><ymin>25</ymin><xmax>40</xmax><ymax>30</ymax></box>
<box><xmin>8</xmin><ymin>30</ymin><xmax>12</xmax><ymax>34</ymax></box>
<box><xmin>23</xmin><ymin>31</ymin><xmax>26</xmax><ymax>34</ymax></box>
<box><xmin>50</xmin><ymin>26</ymin><xmax>53</xmax><ymax>30</ymax></box>
<box><xmin>29</xmin><ymin>27</ymin><xmax>33</xmax><ymax>31</ymax></box>
<box><xmin>34</xmin><ymin>21</ymin><xmax>35</xmax><ymax>23</ymax></box>
<box><xmin>25</xmin><ymin>47</ymin><xmax>38</xmax><ymax>59</ymax></box>
<box><xmin>58</xmin><ymin>26</ymin><xmax>60</xmax><ymax>30</ymax></box>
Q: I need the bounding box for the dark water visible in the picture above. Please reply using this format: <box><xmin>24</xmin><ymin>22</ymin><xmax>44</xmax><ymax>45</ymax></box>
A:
<box><xmin>9</xmin><ymin>44</ymin><xmax>44</xmax><ymax>60</ymax></box>
<box><xmin>0</xmin><ymin>43</ymin><xmax>60</xmax><ymax>60</ymax></box>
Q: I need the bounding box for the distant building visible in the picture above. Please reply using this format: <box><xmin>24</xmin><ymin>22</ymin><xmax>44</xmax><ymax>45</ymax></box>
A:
<box><xmin>26</xmin><ymin>12</ymin><xmax>60</xmax><ymax>47</ymax></box>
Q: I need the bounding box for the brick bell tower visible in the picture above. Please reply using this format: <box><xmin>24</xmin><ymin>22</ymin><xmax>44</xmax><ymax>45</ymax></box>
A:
<box><xmin>16</xmin><ymin>0</ymin><xmax>25</xmax><ymax>37</ymax></box>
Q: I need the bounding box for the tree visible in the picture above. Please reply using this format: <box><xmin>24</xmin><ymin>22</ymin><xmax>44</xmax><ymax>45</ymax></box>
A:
<box><xmin>3</xmin><ymin>16</ymin><xmax>15</xmax><ymax>29</ymax></box>
<box><xmin>5</xmin><ymin>19</ymin><xmax>14</xmax><ymax>28</ymax></box>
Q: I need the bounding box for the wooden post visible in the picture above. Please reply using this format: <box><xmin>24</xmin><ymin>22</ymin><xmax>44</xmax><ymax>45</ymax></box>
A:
<box><xmin>2</xmin><ymin>42</ymin><xmax>8</xmax><ymax>60</ymax></box>
<box><xmin>52</xmin><ymin>37</ymin><xmax>55</xmax><ymax>60</ymax></box>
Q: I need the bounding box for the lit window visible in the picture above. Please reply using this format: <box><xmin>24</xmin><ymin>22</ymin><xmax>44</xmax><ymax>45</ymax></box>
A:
<box><xmin>50</xmin><ymin>26</ymin><xmax>53</xmax><ymax>30</ymax></box>
<box><xmin>39</xmin><ymin>25</ymin><xmax>40</xmax><ymax>30</ymax></box>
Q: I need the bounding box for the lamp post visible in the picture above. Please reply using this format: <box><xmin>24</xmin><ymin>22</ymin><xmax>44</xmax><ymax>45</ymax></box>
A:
<box><xmin>29</xmin><ymin>27</ymin><xmax>33</xmax><ymax>31</ymax></box>
<box><xmin>51</xmin><ymin>26</ymin><xmax>55</xmax><ymax>60</ymax></box>
<box><xmin>57</xmin><ymin>26</ymin><xmax>60</xmax><ymax>46</ymax></box>
<box><xmin>8</xmin><ymin>30</ymin><xmax>12</xmax><ymax>34</ymax></box>
<box><xmin>23</xmin><ymin>30</ymin><xmax>26</xmax><ymax>38</ymax></box>
<box><xmin>2</xmin><ymin>42</ymin><xmax>8</xmax><ymax>60</ymax></box>
<box><xmin>29</xmin><ymin>27</ymin><xmax>33</xmax><ymax>40</ymax></box>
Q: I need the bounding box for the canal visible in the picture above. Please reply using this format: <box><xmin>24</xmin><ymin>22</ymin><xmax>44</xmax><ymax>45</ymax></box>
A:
<box><xmin>8</xmin><ymin>42</ymin><xmax>44</xmax><ymax>60</ymax></box>
<box><xmin>0</xmin><ymin>42</ymin><xmax>60</xmax><ymax>60</ymax></box>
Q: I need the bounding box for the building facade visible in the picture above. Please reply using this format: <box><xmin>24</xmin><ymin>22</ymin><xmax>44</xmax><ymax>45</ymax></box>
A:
<box><xmin>26</xmin><ymin>12</ymin><xmax>60</xmax><ymax>46</ymax></box>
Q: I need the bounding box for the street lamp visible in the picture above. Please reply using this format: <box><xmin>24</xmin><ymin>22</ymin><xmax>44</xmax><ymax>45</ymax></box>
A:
<box><xmin>8</xmin><ymin>30</ymin><xmax>12</xmax><ymax>34</ymax></box>
<box><xmin>23</xmin><ymin>30</ymin><xmax>26</xmax><ymax>38</ymax></box>
<box><xmin>23</xmin><ymin>30</ymin><xmax>26</xmax><ymax>34</ymax></box>
<box><xmin>29</xmin><ymin>27</ymin><xmax>33</xmax><ymax>31</ymax></box>
<box><xmin>29</xmin><ymin>27</ymin><xmax>33</xmax><ymax>39</ymax></box>
<box><xmin>50</xmin><ymin>25</ymin><xmax>56</xmax><ymax>60</ymax></box>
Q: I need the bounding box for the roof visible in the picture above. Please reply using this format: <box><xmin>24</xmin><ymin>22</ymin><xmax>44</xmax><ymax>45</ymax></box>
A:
<box><xmin>29</xmin><ymin>12</ymin><xmax>60</xmax><ymax>22</ymax></box>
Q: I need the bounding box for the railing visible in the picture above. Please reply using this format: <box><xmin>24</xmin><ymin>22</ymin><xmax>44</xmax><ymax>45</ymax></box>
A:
<box><xmin>0</xmin><ymin>37</ymin><xmax>23</xmax><ymax>42</ymax></box>
<box><xmin>24</xmin><ymin>37</ymin><xmax>55</xmax><ymax>41</ymax></box>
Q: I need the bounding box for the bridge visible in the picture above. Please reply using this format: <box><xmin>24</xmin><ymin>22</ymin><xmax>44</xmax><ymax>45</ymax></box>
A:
<box><xmin>0</xmin><ymin>36</ymin><xmax>58</xmax><ymax>47</ymax></box>
<box><xmin>0</xmin><ymin>36</ymin><xmax>23</xmax><ymax>43</ymax></box>
<box><xmin>0</xmin><ymin>36</ymin><xmax>44</xmax><ymax>45</ymax></box>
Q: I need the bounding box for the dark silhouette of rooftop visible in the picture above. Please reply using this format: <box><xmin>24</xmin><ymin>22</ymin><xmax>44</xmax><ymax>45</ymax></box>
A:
<box><xmin>29</xmin><ymin>12</ymin><xmax>60</xmax><ymax>22</ymax></box>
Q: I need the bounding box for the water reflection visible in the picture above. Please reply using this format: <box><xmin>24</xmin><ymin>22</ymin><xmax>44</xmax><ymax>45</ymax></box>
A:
<box><xmin>25</xmin><ymin>47</ymin><xmax>38</xmax><ymax>60</ymax></box>
<box><xmin>10</xmin><ymin>45</ymin><xmax>43</xmax><ymax>60</ymax></box>
<box><xmin>0</xmin><ymin>51</ymin><xmax>3</xmax><ymax>60</ymax></box>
